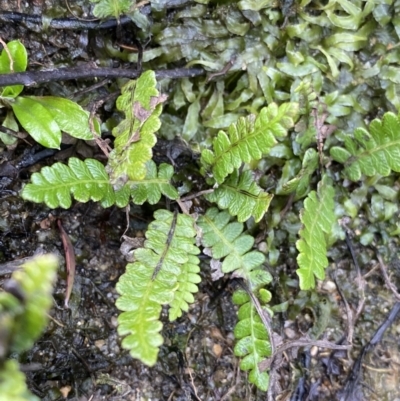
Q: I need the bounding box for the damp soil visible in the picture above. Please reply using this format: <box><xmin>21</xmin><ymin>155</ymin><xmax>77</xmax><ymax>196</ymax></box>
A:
<box><xmin>1</xmin><ymin>1</ymin><xmax>400</xmax><ymax>401</ymax></box>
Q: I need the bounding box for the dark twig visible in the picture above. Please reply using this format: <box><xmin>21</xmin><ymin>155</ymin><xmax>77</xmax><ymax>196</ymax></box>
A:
<box><xmin>377</xmin><ymin>254</ymin><xmax>400</xmax><ymax>302</ymax></box>
<box><xmin>0</xmin><ymin>66</ymin><xmax>205</xmax><ymax>87</ymax></box>
<box><xmin>0</xmin><ymin>12</ymin><xmax>133</xmax><ymax>30</ymax></box>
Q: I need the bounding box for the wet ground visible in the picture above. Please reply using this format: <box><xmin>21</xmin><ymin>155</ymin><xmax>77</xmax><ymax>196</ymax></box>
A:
<box><xmin>1</xmin><ymin>1</ymin><xmax>400</xmax><ymax>401</ymax></box>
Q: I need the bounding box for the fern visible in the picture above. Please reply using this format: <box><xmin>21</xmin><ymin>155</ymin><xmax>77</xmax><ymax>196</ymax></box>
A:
<box><xmin>21</xmin><ymin>157</ymin><xmax>123</xmax><ymax>208</ymax></box>
<box><xmin>197</xmin><ymin>207</ymin><xmax>267</xmax><ymax>288</ymax></box>
<box><xmin>233</xmin><ymin>289</ymin><xmax>272</xmax><ymax>392</ymax></box>
<box><xmin>200</xmin><ymin>102</ymin><xmax>299</xmax><ymax>184</ymax></box>
<box><xmin>296</xmin><ymin>175</ymin><xmax>336</xmax><ymax>290</ymax></box>
<box><xmin>115</xmin><ymin>209</ymin><xmax>200</xmax><ymax>366</ymax></box>
<box><xmin>107</xmin><ymin>71</ymin><xmax>167</xmax><ymax>184</ymax></box>
<box><xmin>21</xmin><ymin>158</ymin><xmax>177</xmax><ymax>209</ymax></box>
<box><xmin>205</xmin><ymin>169</ymin><xmax>274</xmax><ymax>223</ymax></box>
<box><xmin>330</xmin><ymin>111</ymin><xmax>400</xmax><ymax>181</ymax></box>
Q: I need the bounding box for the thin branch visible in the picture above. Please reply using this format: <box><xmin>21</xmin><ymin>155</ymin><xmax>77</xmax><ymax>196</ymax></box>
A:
<box><xmin>0</xmin><ymin>66</ymin><xmax>205</xmax><ymax>87</ymax></box>
<box><xmin>377</xmin><ymin>254</ymin><xmax>400</xmax><ymax>302</ymax></box>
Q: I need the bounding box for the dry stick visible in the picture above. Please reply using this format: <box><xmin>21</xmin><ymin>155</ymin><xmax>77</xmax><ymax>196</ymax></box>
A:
<box><xmin>377</xmin><ymin>254</ymin><xmax>400</xmax><ymax>302</ymax></box>
<box><xmin>259</xmin><ymin>338</ymin><xmax>351</xmax><ymax>372</ymax></box>
<box><xmin>0</xmin><ymin>66</ymin><xmax>205</xmax><ymax>87</ymax></box>
<box><xmin>58</xmin><ymin>219</ymin><xmax>76</xmax><ymax>308</ymax></box>
<box><xmin>332</xmin><ymin>269</ymin><xmax>354</xmax><ymax>345</ymax></box>
<box><xmin>0</xmin><ymin>37</ymin><xmax>13</xmax><ymax>71</ymax></box>
<box><xmin>345</xmin><ymin>231</ymin><xmax>366</xmax><ymax>324</ymax></box>
<box><xmin>179</xmin><ymin>189</ymin><xmax>215</xmax><ymax>202</ymax></box>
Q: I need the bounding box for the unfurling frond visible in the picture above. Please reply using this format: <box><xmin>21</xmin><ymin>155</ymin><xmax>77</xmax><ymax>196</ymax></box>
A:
<box><xmin>200</xmin><ymin>102</ymin><xmax>299</xmax><ymax>184</ymax></box>
<box><xmin>205</xmin><ymin>170</ymin><xmax>273</xmax><ymax>222</ymax></box>
<box><xmin>330</xmin><ymin>112</ymin><xmax>400</xmax><ymax>181</ymax></box>
<box><xmin>116</xmin><ymin>209</ymin><xmax>200</xmax><ymax>366</ymax></box>
<box><xmin>296</xmin><ymin>175</ymin><xmax>336</xmax><ymax>290</ymax></box>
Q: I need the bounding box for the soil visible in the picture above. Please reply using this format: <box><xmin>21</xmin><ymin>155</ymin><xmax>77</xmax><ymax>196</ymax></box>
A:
<box><xmin>1</xmin><ymin>1</ymin><xmax>400</xmax><ymax>401</ymax></box>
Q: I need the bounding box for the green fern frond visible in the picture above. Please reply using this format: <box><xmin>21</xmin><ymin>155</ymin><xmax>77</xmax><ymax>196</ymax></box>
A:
<box><xmin>296</xmin><ymin>175</ymin><xmax>336</xmax><ymax>290</ymax></box>
<box><xmin>21</xmin><ymin>157</ymin><xmax>177</xmax><ymax>209</ymax></box>
<box><xmin>107</xmin><ymin>71</ymin><xmax>167</xmax><ymax>184</ymax></box>
<box><xmin>205</xmin><ymin>170</ymin><xmax>274</xmax><ymax>222</ymax></box>
<box><xmin>21</xmin><ymin>157</ymin><xmax>128</xmax><ymax>209</ymax></box>
<box><xmin>130</xmin><ymin>160</ymin><xmax>179</xmax><ymax>204</ymax></box>
<box><xmin>200</xmin><ymin>102</ymin><xmax>299</xmax><ymax>184</ymax></box>
<box><xmin>197</xmin><ymin>207</ymin><xmax>266</xmax><ymax>288</ymax></box>
<box><xmin>116</xmin><ymin>209</ymin><xmax>200</xmax><ymax>366</ymax></box>
<box><xmin>330</xmin><ymin>112</ymin><xmax>400</xmax><ymax>181</ymax></box>
<box><xmin>233</xmin><ymin>289</ymin><xmax>271</xmax><ymax>392</ymax></box>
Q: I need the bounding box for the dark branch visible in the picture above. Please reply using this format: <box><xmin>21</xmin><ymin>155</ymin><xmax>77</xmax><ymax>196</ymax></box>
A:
<box><xmin>0</xmin><ymin>66</ymin><xmax>205</xmax><ymax>87</ymax></box>
<box><xmin>0</xmin><ymin>12</ymin><xmax>133</xmax><ymax>30</ymax></box>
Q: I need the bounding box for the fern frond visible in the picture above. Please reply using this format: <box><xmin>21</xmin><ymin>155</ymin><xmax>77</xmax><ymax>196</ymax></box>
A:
<box><xmin>233</xmin><ymin>289</ymin><xmax>271</xmax><ymax>392</ymax></box>
<box><xmin>116</xmin><ymin>209</ymin><xmax>200</xmax><ymax>366</ymax></box>
<box><xmin>107</xmin><ymin>71</ymin><xmax>167</xmax><ymax>184</ymax></box>
<box><xmin>21</xmin><ymin>157</ymin><xmax>177</xmax><ymax>209</ymax></box>
<box><xmin>205</xmin><ymin>169</ymin><xmax>273</xmax><ymax>223</ymax></box>
<box><xmin>21</xmin><ymin>157</ymin><xmax>128</xmax><ymax>209</ymax></box>
<box><xmin>197</xmin><ymin>208</ymin><xmax>266</xmax><ymax>288</ymax></box>
<box><xmin>330</xmin><ymin>112</ymin><xmax>400</xmax><ymax>181</ymax></box>
<box><xmin>200</xmin><ymin>102</ymin><xmax>299</xmax><ymax>184</ymax></box>
<box><xmin>130</xmin><ymin>160</ymin><xmax>179</xmax><ymax>204</ymax></box>
<box><xmin>296</xmin><ymin>175</ymin><xmax>336</xmax><ymax>290</ymax></box>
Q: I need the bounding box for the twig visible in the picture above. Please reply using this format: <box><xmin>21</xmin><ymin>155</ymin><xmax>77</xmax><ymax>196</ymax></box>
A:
<box><xmin>58</xmin><ymin>219</ymin><xmax>76</xmax><ymax>308</ymax></box>
<box><xmin>259</xmin><ymin>338</ymin><xmax>351</xmax><ymax>372</ymax></box>
<box><xmin>0</xmin><ymin>12</ymin><xmax>133</xmax><ymax>30</ymax></box>
<box><xmin>179</xmin><ymin>189</ymin><xmax>214</xmax><ymax>202</ymax></box>
<box><xmin>0</xmin><ymin>66</ymin><xmax>205</xmax><ymax>87</ymax></box>
<box><xmin>377</xmin><ymin>254</ymin><xmax>400</xmax><ymax>302</ymax></box>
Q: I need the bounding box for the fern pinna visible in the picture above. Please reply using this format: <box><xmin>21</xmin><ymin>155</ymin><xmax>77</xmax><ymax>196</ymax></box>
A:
<box><xmin>116</xmin><ymin>209</ymin><xmax>200</xmax><ymax>365</ymax></box>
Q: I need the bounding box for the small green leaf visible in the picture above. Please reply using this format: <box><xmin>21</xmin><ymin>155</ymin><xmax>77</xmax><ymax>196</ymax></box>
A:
<box><xmin>11</xmin><ymin>97</ymin><xmax>61</xmax><ymax>148</ymax></box>
<box><xmin>0</xmin><ymin>40</ymin><xmax>27</xmax><ymax>98</ymax></box>
<box><xmin>32</xmin><ymin>96</ymin><xmax>97</xmax><ymax>140</ymax></box>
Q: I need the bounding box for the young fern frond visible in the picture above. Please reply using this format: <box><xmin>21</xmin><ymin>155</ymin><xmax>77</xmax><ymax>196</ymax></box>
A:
<box><xmin>21</xmin><ymin>158</ymin><xmax>177</xmax><ymax>209</ymax></box>
<box><xmin>200</xmin><ymin>102</ymin><xmax>299</xmax><ymax>184</ymax></box>
<box><xmin>296</xmin><ymin>175</ymin><xmax>336</xmax><ymax>290</ymax></box>
<box><xmin>233</xmin><ymin>289</ymin><xmax>272</xmax><ymax>392</ymax></box>
<box><xmin>197</xmin><ymin>207</ymin><xmax>266</xmax><ymax>289</ymax></box>
<box><xmin>205</xmin><ymin>169</ymin><xmax>274</xmax><ymax>222</ymax></box>
<box><xmin>116</xmin><ymin>209</ymin><xmax>200</xmax><ymax>366</ymax></box>
<box><xmin>330</xmin><ymin>111</ymin><xmax>400</xmax><ymax>181</ymax></box>
<box><xmin>107</xmin><ymin>71</ymin><xmax>167</xmax><ymax>184</ymax></box>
